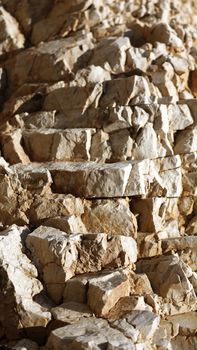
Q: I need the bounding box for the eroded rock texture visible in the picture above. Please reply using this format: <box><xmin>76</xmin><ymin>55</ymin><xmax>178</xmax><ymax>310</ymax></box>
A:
<box><xmin>0</xmin><ymin>0</ymin><xmax>196</xmax><ymax>349</ymax></box>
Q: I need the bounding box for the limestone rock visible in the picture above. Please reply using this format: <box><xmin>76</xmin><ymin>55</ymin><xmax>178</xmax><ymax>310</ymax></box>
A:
<box><xmin>186</xmin><ymin>216</ymin><xmax>197</xmax><ymax>234</ymax></box>
<box><xmin>43</xmin><ymin>216</ymin><xmax>86</xmax><ymax>235</ymax></box>
<box><xmin>51</xmin><ymin>302</ymin><xmax>92</xmax><ymax>324</ymax></box>
<box><xmin>29</xmin><ymin>194</ymin><xmax>84</xmax><ymax>224</ymax></box>
<box><xmin>136</xmin><ymin>254</ymin><xmax>197</xmax><ymax>315</ymax></box>
<box><xmin>26</xmin><ymin>226</ymin><xmax>137</xmax><ymax>302</ymax></box>
<box><xmin>71</xmin><ymin>65</ymin><xmax>111</xmax><ymax>86</ymax></box>
<box><xmin>1</xmin><ymin>130</ymin><xmax>30</xmax><ymax>165</ymax></box>
<box><xmin>87</xmin><ymin>269</ymin><xmax>131</xmax><ymax>316</ymax></box>
<box><xmin>46</xmin><ymin>318</ymin><xmax>136</xmax><ymax>350</ymax></box>
<box><xmin>174</xmin><ymin>127</ymin><xmax>197</xmax><ymax>154</ymax></box>
<box><xmin>82</xmin><ymin>199</ymin><xmax>137</xmax><ymax>237</ymax></box>
<box><xmin>189</xmin><ymin>70</ymin><xmax>197</xmax><ymax>97</ymax></box>
<box><xmin>90</xmin><ymin>37</ymin><xmax>131</xmax><ymax>74</ymax></box>
<box><xmin>112</xmin><ymin>310</ymin><xmax>160</xmax><ymax>342</ymax></box>
<box><xmin>168</xmin><ymin>104</ymin><xmax>194</xmax><ymax>131</ymax></box>
<box><xmin>132</xmin><ymin>122</ymin><xmax>158</xmax><ymax>160</ymax></box>
<box><xmin>23</xmin><ymin>128</ymin><xmax>95</xmax><ymax>162</ymax></box>
<box><xmin>0</xmin><ymin>6</ymin><xmax>25</xmax><ymax>54</ymax></box>
<box><xmin>11</xmin><ymin>164</ymin><xmax>52</xmax><ymax>195</ymax></box>
<box><xmin>171</xmin><ymin>335</ymin><xmax>197</xmax><ymax>350</ymax></box>
<box><xmin>49</xmin><ymin>161</ymin><xmax>133</xmax><ymax>198</ymax></box>
<box><xmin>0</xmin><ymin>225</ymin><xmax>51</xmax><ymax>340</ymax></box>
<box><xmin>0</xmin><ymin>0</ymin><xmax>197</xmax><ymax>348</ymax></box>
<box><xmin>1</xmin><ymin>0</ymin><xmax>53</xmax><ymax>36</ymax></box>
<box><xmin>149</xmin><ymin>23</ymin><xmax>183</xmax><ymax>48</ymax></box>
<box><xmin>99</xmin><ymin>76</ymin><xmax>158</xmax><ymax>107</ymax></box>
<box><xmin>90</xmin><ymin>130</ymin><xmax>111</xmax><ymax>162</ymax></box>
<box><xmin>131</xmin><ymin>197</ymin><xmax>180</xmax><ymax>234</ymax></box>
<box><xmin>167</xmin><ymin>312</ymin><xmax>197</xmax><ymax>336</ymax></box>
<box><xmin>6</xmin><ymin>32</ymin><xmax>94</xmax><ymax>87</ymax></box>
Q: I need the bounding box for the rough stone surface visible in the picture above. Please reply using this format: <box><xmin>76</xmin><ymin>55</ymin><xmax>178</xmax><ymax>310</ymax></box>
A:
<box><xmin>0</xmin><ymin>225</ymin><xmax>51</xmax><ymax>340</ymax></box>
<box><xmin>0</xmin><ymin>0</ymin><xmax>196</xmax><ymax>349</ymax></box>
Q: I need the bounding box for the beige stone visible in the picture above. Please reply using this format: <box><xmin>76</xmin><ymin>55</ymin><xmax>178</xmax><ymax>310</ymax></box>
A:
<box><xmin>1</xmin><ymin>130</ymin><xmax>30</xmax><ymax>165</ymax></box>
<box><xmin>107</xmin><ymin>295</ymin><xmax>152</xmax><ymax>322</ymax></box>
<box><xmin>186</xmin><ymin>216</ymin><xmax>197</xmax><ymax>235</ymax></box>
<box><xmin>87</xmin><ymin>269</ymin><xmax>130</xmax><ymax>316</ymax></box>
<box><xmin>90</xmin><ymin>37</ymin><xmax>131</xmax><ymax>74</ymax></box>
<box><xmin>167</xmin><ymin>312</ymin><xmax>197</xmax><ymax>336</ymax></box>
<box><xmin>46</xmin><ymin>318</ymin><xmax>135</xmax><ymax>350</ymax></box>
<box><xmin>0</xmin><ymin>225</ymin><xmax>51</xmax><ymax>339</ymax></box>
<box><xmin>29</xmin><ymin>194</ymin><xmax>84</xmax><ymax>224</ymax></box>
<box><xmin>174</xmin><ymin>127</ymin><xmax>197</xmax><ymax>154</ymax></box>
<box><xmin>171</xmin><ymin>335</ymin><xmax>197</xmax><ymax>350</ymax></box>
<box><xmin>71</xmin><ymin>65</ymin><xmax>111</xmax><ymax>86</ymax></box>
<box><xmin>26</xmin><ymin>227</ymin><xmax>137</xmax><ymax>302</ymax></box>
<box><xmin>112</xmin><ymin>310</ymin><xmax>160</xmax><ymax>342</ymax></box>
<box><xmin>103</xmin><ymin>106</ymin><xmax>133</xmax><ymax>133</ymax></box>
<box><xmin>23</xmin><ymin>128</ymin><xmax>95</xmax><ymax>162</ymax></box>
<box><xmin>31</xmin><ymin>1</ymin><xmax>92</xmax><ymax>45</ymax></box>
<box><xmin>0</xmin><ymin>0</ymin><xmax>197</xmax><ymax>347</ymax></box>
<box><xmin>136</xmin><ymin>254</ymin><xmax>197</xmax><ymax>315</ymax></box>
<box><xmin>6</xmin><ymin>32</ymin><xmax>94</xmax><ymax>87</ymax></box>
<box><xmin>99</xmin><ymin>76</ymin><xmax>158</xmax><ymax>107</ymax></box>
<box><xmin>131</xmin><ymin>197</ymin><xmax>179</xmax><ymax>233</ymax></box>
<box><xmin>49</xmin><ymin>161</ymin><xmax>133</xmax><ymax>198</ymax></box>
<box><xmin>149</xmin><ymin>23</ymin><xmax>183</xmax><ymax>48</ymax></box>
<box><xmin>51</xmin><ymin>302</ymin><xmax>92</xmax><ymax>324</ymax></box>
<box><xmin>90</xmin><ymin>130</ymin><xmax>111</xmax><ymax>162</ymax></box>
<box><xmin>82</xmin><ymin>199</ymin><xmax>137</xmax><ymax>237</ymax></box>
<box><xmin>133</xmin><ymin>122</ymin><xmax>158</xmax><ymax>160</ymax></box>
<box><xmin>0</xmin><ymin>6</ymin><xmax>25</xmax><ymax>54</ymax></box>
<box><xmin>2</xmin><ymin>0</ymin><xmax>53</xmax><ymax>36</ymax></box>
<box><xmin>110</xmin><ymin>129</ymin><xmax>133</xmax><ymax>161</ymax></box>
<box><xmin>168</xmin><ymin>104</ymin><xmax>194</xmax><ymax>131</ymax></box>
<box><xmin>43</xmin><ymin>216</ymin><xmax>86</xmax><ymax>234</ymax></box>
<box><xmin>11</xmin><ymin>164</ymin><xmax>52</xmax><ymax>195</ymax></box>
<box><xmin>0</xmin><ymin>166</ymin><xmax>32</xmax><ymax>226</ymax></box>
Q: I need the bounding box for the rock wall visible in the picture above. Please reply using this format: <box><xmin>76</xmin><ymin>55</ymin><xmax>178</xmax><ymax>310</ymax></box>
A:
<box><xmin>0</xmin><ymin>0</ymin><xmax>196</xmax><ymax>349</ymax></box>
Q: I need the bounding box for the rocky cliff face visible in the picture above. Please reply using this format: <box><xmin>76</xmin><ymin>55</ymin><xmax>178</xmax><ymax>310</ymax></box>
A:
<box><xmin>0</xmin><ymin>0</ymin><xmax>196</xmax><ymax>349</ymax></box>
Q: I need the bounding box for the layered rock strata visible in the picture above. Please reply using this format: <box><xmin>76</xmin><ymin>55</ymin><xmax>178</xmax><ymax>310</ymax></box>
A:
<box><xmin>0</xmin><ymin>0</ymin><xmax>196</xmax><ymax>349</ymax></box>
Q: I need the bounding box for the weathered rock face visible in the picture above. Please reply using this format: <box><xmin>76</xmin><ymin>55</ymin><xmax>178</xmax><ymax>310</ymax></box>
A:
<box><xmin>0</xmin><ymin>225</ymin><xmax>51</xmax><ymax>340</ymax></box>
<box><xmin>0</xmin><ymin>0</ymin><xmax>196</xmax><ymax>349</ymax></box>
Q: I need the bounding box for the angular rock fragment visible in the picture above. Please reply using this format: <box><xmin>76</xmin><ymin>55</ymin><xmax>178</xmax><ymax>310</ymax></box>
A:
<box><xmin>46</xmin><ymin>318</ymin><xmax>136</xmax><ymax>350</ymax></box>
<box><xmin>90</xmin><ymin>37</ymin><xmax>131</xmax><ymax>74</ymax></box>
<box><xmin>43</xmin><ymin>215</ymin><xmax>86</xmax><ymax>234</ymax></box>
<box><xmin>23</xmin><ymin>128</ymin><xmax>95</xmax><ymax>162</ymax></box>
<box><xmin>49</xmin><ymin>161</ymin><xmax>133</xmax><ymax>198</ymax></box>
<box><xmin>174</xmin><ymin>127</ymin><xmax>197</xmax><ymax>154</ymax></box>
<box><xmin>112</xmin><ymin>310</ymin><xmax>160</xmax><ymax>341</ymax></box>
<box><xmin>0</xmin><ymin>225</ymin><xmax>51</xmax><ymax>340</ymax></box>
<box><xmin>26</xmin><ymin>226</ymin><xmax>137</xmax><ymax>302</ymax></box>
<box><xmin>29</xmin><ymin>194</ymin><xmax>84</xmax><ymax>225</ymax></box>
<box><xmin>51</xmin><ymin>302</ymin><xmax>92</xmax><ymax>324</ymax></box>
<box><xmin>82</xmin><ymin>199</ymin><xmax>137</xmax><ymax>237</ymax></box>
<box><xmin>131</xmin><ymin>197</ymin><xmax>180</xmax><ymax>234</ymax></box>
<box><xmin>6</xmin><ymin>32</ymin><xmax>94</xmax><ymax>87</ymax></box>
<box><xmin>11</xmin><ymin>164</ymin><xmax>52</xmax><ymax>195</ymax></box>
<box><xmin>136</xmin><ymin>254</ymin><xmax>197</xmax><ymax>315</ymax></box>
<box><xmin>132</xmin><ymin>122</ymin><xmax>158</xmax><ymax>160</ymax></box>
<box><xmin>2</xmin><ymin>0</ymin><xmax>53</xmax><ymax>36</ymax></box>
<box><xmin>0</xmin><ymin>6</ymin><xmax>25</xmax><ymax>54</ymax></box>
<box><xmin>87</xmin><ymin>269</ymin><xmax>130</xmax><ymax>316</ymax></box>
<box><xmin>1</xmin><ymin>130</ymin><xmax>30</xmax><ymax>165</ymax></box>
